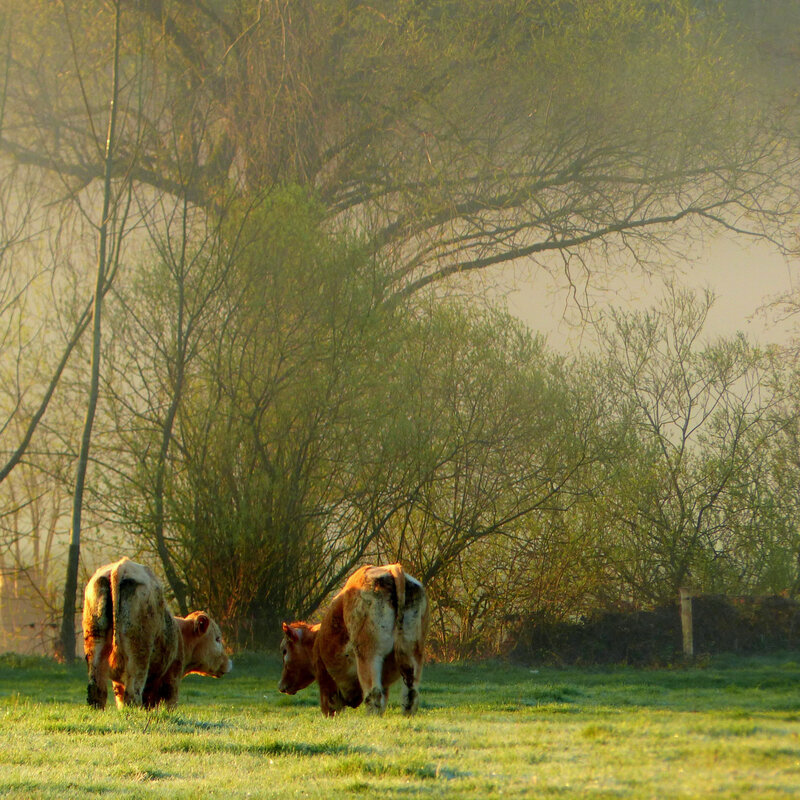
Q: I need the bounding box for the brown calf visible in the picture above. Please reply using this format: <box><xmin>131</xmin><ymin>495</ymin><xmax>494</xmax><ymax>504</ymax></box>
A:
<box><xmin>279</xmin><ymin>563</ymin><xmax>428</xmax><ymax>716</ymax></box>
<box><xmin>82</xmin><ymin>557</ymin><xmax>232</xmax><ymax>709</ymax></box>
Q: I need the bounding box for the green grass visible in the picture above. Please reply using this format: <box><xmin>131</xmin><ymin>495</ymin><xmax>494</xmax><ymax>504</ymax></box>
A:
<box><xmin>1</xmin><ymin>652</ymin><xmax>800</xmax><ymax>798</ymax></box>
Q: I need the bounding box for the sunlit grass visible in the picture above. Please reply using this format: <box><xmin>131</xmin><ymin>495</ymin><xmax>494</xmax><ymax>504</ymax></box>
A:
<box><xmin>1</xmin><ymin>652</ymin><xmax>800</xmax><ymax>797</ymax></box>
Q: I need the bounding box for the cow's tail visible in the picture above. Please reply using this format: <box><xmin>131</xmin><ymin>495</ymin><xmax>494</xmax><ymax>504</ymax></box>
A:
<box><xmin>386</xmin><ymin>563</ymin><xmax>406</xmax><ymax>621</ymax></box>
<box><xmin>109</xmin><ymin>557</ymin><xmax>128</xmax><ymax>656</ymax></box>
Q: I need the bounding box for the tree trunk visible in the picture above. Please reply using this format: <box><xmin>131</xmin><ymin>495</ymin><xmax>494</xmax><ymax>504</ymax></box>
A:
<box><xmin>58</xmin><ymin>2</ymin><xmax>122</xmax><ymax>663</ymax></box>
<box><xmin>154</xmin><ymin>394</ymin><xmax>189</xmax><ymax>616</ymax></box>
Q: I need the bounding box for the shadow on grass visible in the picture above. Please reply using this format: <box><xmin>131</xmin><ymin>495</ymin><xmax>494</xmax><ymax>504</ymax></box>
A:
<box><xmin>162</xmin><ymin>737</ymin><xmax>360</xmax><ymax>757</ymax></box>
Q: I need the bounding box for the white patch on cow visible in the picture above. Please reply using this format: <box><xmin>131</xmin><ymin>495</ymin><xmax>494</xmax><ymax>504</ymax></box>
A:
<box><xmin>280</xmin><ymin>563</ymin><xmax>428</xmax><ymax>716</ymax></box>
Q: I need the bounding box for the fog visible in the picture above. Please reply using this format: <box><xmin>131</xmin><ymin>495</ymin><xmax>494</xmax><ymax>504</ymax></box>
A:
<box><xmin>500</xmin><ymin>236</ymin><xmax>800</xmax><ymax>352</ymax></box>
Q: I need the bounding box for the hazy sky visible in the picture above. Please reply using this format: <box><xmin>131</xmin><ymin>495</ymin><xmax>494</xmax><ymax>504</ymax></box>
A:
<box><xmin>500</xmin><ymin>235</ymin><xmax>800</xmax><ymax>352</ymax></box>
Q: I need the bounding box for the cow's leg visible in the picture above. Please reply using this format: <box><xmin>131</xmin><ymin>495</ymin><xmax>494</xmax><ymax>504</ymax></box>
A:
<box><xmin>142</xmin><ymin>678</ymin><xmax>168</xmax><ymax>709</ymax></box>
<box><xmin>349</xmin><ymin>581</ymin><xmax>395</xmax><ymax>714</ymax></box>
<box><xmin>396</xmin><ymin>644</ymin><xmax>424</xmax><ymax>715</ymax></box>
<box><xmin>112</xmin><ymin>631</ymin><xmax>155</xmax><ymax>708</ymax></box>
<box><xmin>142</xmin><ymin>680</ymin><xmax>158</xmax><ymax>710</ymax></box>
<box><xmin>399</xmin><ymin>659</ymin><xmax>422</xmax><ymax>715</ymax></box>
<box><xmin>83</xmin><ymin>574</ymin><xmax>112</xmax><ymax>710</ymax></box>
<box><xmin>320</xmin><ymin>688</ymin><xmax>345</xmax><ymax>717</ymax></box>
<box><xmin>356</xmin><ymin>652</ymin><xmax>387</xmax><ymax>715</ymax></box>
<box><xmin>145</xmin><ymin>662</ymin><xmax>181</xmax><ymax>709</ymax></box>
<box><xmin>157</xmin><ymin>681</ymin><xmax>180</xmax><ymax>710</ymax></box>
<box><xmin>113</xmin><ymin>678</ymin><xmax>143</xmax><ymax>708</ymax></box>
<box><xmin>112</xmin><ymin>664</ymin><xmax>147</xmax><ymax>708</ymax></box>
<box><xmin>317</xmin><ymin>664</ymin><xmax>344</xmax><ymax>717</ymax></box>
<box><xmin>112</xmin><ymin>679</ymin><xmax>126</xmax><ymax>707</ymax></box>
<box><xmin>394</xmin><ymin>580</ymin><xmax>427</xmax><ymax>716</ymax></box>
<box><xmin>84</xmin><ymin>636</ymin><xmax>110</xmax><ymax>710</ymax></box>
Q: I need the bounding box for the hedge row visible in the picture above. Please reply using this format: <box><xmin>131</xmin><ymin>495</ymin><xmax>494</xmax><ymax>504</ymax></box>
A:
<box><xmin>509</xmin><ymin>595</ymin><xmax>800</xmax><ymax>665</ymax></box>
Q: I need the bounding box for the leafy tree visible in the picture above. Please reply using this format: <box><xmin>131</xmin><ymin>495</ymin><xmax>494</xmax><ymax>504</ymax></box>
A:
<box><xmin>57</xmin><ymin>1</ymin><xmax>136</xmax><ymax>663</ymax></box>
<box><xmin>96</xmin><ymin>188</ymin><xmax>393</xmax><ymax>642</ymax></box>
<box><xmin>2</xmin><ymin>1</ymin><xmax>797</xmax><ymax>299</ymax></box>
<box><xmin>595</xmin><ymin>284</ymin><xmax>790</xmax><ymax>604</ymax></box>
<box><xmin>721</xmin><ymin>354</ymin><xmax>800</xmax><ymax>595</ymax></box>
<box><xmin>93</xmin><ymin>194</ymin><xmax>244</xmax><ymax>616</ymax></box>
<box><xmin>361</xmin><ymin>305</ymin><xmax>619</xmax><ymax>656</ymax></box>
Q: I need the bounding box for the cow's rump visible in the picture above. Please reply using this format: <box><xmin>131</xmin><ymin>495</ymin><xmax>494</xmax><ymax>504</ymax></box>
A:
<box><xmin>83</xmin><ymin>557</ymin><xmax>230</xmax><ymax>710</ymax></box>
<box><xmin>280</xmin><ymin>562</ymin><xmax>428</xmax><ymax>716</ymax></box>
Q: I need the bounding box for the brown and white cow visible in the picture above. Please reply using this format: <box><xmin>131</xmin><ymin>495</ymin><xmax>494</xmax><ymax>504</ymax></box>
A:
<box><xmin>279</xmin><ymin>563</ymin><xmax>428</xmax><ymax>716</ymax></box>
<box><xmin>82</xmin><ymin>557</ymin><xmax>232</xmax><ymax>709</ymax></box>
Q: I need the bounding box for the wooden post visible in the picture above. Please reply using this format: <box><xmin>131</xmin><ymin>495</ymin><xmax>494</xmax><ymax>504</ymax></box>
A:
<box><xmin>679</xmin><ymin>587</ymin><xmax>694</xmax><ymax>659</ymax></box>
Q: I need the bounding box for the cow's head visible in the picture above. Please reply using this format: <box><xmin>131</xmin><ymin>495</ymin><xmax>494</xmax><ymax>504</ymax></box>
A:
<box><xmin>181</xmin><ymin>611</ymin><xmax>233</xmax><ymax>678</ymax></box>
<box><xmin>278</xmin><ymin>621</ymin><xmax>317</xmax><ymax>695</ymax></box>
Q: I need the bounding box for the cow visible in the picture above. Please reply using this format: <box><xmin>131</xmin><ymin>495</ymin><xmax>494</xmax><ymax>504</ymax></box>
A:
<box><xmin>82</xmin><ymin>557</ymin><xmax>232</xmax><ymax>710</ymax></box>
<box><xmin>278</xmin><ymin>563</ymin><xmax>428</xmax><ymax>717</ymax></box>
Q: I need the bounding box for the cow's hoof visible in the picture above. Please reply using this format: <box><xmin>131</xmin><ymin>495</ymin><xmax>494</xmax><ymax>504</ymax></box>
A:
<box><xmin>321</xmin><ymin>703</ymin><xmax>340</xmax><ymax>717</ymax></box>
<box><xmin>365</xmin><ymin>688</ymin><xmax>386</xmax><ymax>715</ymax></box>
<box><xmin>87</xmin><ymin>683</ymin><xmax>106</xmax><ymax>710</ymax></box>
<box><xmin>402</xmin><ymin>688</ymin><xmax>419</xmax><ymax>715</ymax></box>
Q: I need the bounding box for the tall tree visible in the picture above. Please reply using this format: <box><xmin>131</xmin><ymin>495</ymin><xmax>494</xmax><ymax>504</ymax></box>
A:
<box><xmin>594</xmin><ymin>283</ymin><xmax>788</xmax><ymax>604</ymax></box>
<box><xmin>58</xmin><ymin>1</ymin><xmax>129</xmax><ymax>663</ymax></box>
<box><xmin>95</xmin><ymin>195</ymin><xmax>245</xmax><ymax>616</ymax></box>
<box><xmin>0</xmin><ymin>8</ymin><xmax>94</xmax><ymax>484</ymax></box>
<box><xmin>1</xmin><ymin>1</ymin><xmax>797</xmax><ymax>300</ymax></box>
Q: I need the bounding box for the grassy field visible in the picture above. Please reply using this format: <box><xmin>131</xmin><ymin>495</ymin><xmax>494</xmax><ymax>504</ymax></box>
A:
<box><xmin>1</xmin><ymin>652</ymin><xmax>800</xmax><ymax>798</ymax></box>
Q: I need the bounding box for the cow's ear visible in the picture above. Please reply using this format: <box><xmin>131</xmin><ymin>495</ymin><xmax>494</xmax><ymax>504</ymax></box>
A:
<box><xmin>194</xmin><ymin>613</ymin><xmax>210</xmax><ymax>636</ymax></box>
<box><xmin>282</xmin><ymin>622</ymin><xmax>297</xmax><ymax>642</ymax></box>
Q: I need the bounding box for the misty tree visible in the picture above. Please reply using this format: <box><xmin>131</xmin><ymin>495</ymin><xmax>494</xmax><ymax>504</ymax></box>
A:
<box><xmin>93</xmin><ymin>192</ymin><xmax>249</xmax><ymax>617</ymax></box>
<box><xmin>1</xmin><ymin>1</ymin><xmax>798</xmax><ymax>301</ymax></box>
<box><xmin>346</xmin><ymin>303</ymin><xmax>620</xmax><ymax>658</ymax></box>
<box><xmin>2</xmin><ymin>0</ymin><xmax>798</xmax><ymax>488</ymax></box>
<box><xmin>92</xmin><ymin>189</ymin><xmax>392</xmax><ymax>641</ymax></box>
<box><xmin>594</xmin><ymin>284</ymin><xmax>791</xmax><ymax>604</ymax></box>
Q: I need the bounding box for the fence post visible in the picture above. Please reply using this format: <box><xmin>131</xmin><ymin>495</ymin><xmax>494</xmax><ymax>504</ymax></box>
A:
<box><xmin>679</xmin><ymin>587</ymin><xmax>694</xmax><ymax>659</ymax></box>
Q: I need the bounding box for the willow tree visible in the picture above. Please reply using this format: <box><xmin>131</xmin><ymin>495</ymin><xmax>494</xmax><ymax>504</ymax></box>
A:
<box><xmin>2</xmin><ymin>1</ymin><xmax>798</xmax><ymax>301</ymax></box>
